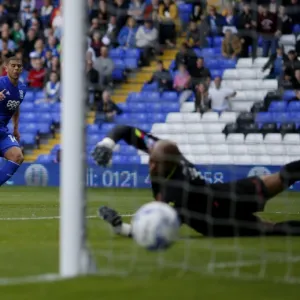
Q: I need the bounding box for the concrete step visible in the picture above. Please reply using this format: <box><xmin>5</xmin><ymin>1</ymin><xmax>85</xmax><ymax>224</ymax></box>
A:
<box><xmin>111</xmin><ymin>95</ymin><xmax>127</xmax><ymax>103</ymax></box>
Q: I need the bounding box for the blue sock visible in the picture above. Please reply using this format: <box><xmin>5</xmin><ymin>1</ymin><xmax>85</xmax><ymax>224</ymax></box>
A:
<box><xmin>0</xmin><ymin>160</ymin><xmax>20</xmax><ymax>186</ymax></box>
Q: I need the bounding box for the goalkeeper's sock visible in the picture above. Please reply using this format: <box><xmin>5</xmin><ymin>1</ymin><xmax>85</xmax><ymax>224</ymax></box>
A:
<box><xmin>272</xmin><ymin>221</ymin><xmax>300</xmax><ymax>236</ymax></box>
<box><xmin>279</xmin><ymin>160</ymin><xmax>300</xmax><ymax>187</ymax></box>
<box><xmin>114</xmin><ymin>223</ymin><xmax>132</xmax><ymax>237</ymax></box>
<box><xmin>0</xmin><ymin>160</ymin><xmax>20</xmax><ymax>186</ymax></box>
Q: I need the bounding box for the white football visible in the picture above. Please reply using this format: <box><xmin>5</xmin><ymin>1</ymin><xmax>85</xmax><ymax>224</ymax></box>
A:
<box><xmin>131</xmin><ymin>201</ymin><xmax>180</xmax><ymax>251</ymax></box>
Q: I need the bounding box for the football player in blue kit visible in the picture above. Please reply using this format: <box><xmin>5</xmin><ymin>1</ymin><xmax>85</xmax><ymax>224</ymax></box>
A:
<box><xmin>0</xmin><ymin>56</ymin><xmax>26</xmax><ymax>186</ymax></box>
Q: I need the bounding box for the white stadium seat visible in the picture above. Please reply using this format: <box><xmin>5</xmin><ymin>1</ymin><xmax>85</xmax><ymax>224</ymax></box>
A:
<box><xmin>241</xmin><ymin>79</ymin><xmax>261</xmax><ymax>90</ymax></box>
<box><xmin>247</xmin><ymin>144</ymin><xmax>266</xmax><ymax>155</ymax></box>
<box><xmin>194</xmin><ymin>155</ymin><xmax>213</xmax><ymax>164</ymax></box>
<box><xmin>244</xmin><ymin>91</ymin><xmax>266</xmax><ymax>102</ymax></box>
<box><xmin>189</xmin><ymin>144</ymin><xmax>210</xmax><ymax>155</ymax></box>
<box><xmin>212</xmin><ymin>155</ymin><xmax>232</xmax><ymax>164</ymax></box>
<box><xmin>223</xmin><ymin>69</ymin><xmax>238</xmax><ymax>79</ymax></box>
<box><xmin>237</xmin><ymin>69</ymin><xmax>257</xmax><ymax>79</ymax></box>
<box><xmin>178</xmin><ymin>144</ymin><xmax>191</xmax><ymax>155</ymax></box>
<box><xmin>282</xmin><ymin>134</ymin><xmax>300</xmax><ymax>145</ymax></box>
<box><xmin>151</xmin><ymin>123</ymin><xmax>186</xmax><ymax>134</ymax></box>
<box><xmin>228</xmin><ymin>144</ymin><xmax>247</xmax><ymax>155</ymax></box>
<box><xmin>185</xmin><ymin>155</ymin><xmax>196</xmax><ymax>164</ymax></box>
<box><xmin>231</xmin><ymin>101</ymin><xmax>254</xmax><ymax>112</ymax></box>
<box><xmin>181</xmin><ymin>102</ymin><xmax>194</xmax><ymax>112</ymax></box>
<box><xmin>233</xmin><ymin>91</ymin><xmax>246</xmax><ymax>101</ymax></box>
<box><xmin>202</xmin><ymin>123</ymin><xmax>224</xmax><ymax>133</ymax></box>
<box><xmin>233</xmin><ymin>155</ymin><xmax>253</xmax><ymax>165</ymax></box>
<box><xmin>244</xmin><ymin>133</ymin><xmax>263</xmax><ymax>144</ymax></box>
<box><xmin>166</xmin><ymin>113</ymin><xmax>183</xmax><ymax>123</ymax></box>
<box><xmin>253</xmin><ymin>155</ymin><xmax>272</xmax><ymax>165</ymax></box>
<box><xmin>265</xmin><ymin>145</ymin><xmax>286</xmax><ymax>155</ymax></box>
<box><xmin>219</xmin><ymin>112</ymin><xmax>237</xmax><ymax>123</ymax></box>
<box><xmin>188</xmin><ymin>134</ymin><xmax>206</xmax><ymax>144</ymax></box>
<box><xmin>261</xmin><ymin>79</ymin><xmax>278</xmax><ymax>90</ymax></box>
<box><xmin>169</xmin><ymin>135</ymin><xmax>189</xmax><ymax>144</ymax></box>
<box><xmin>201</xmin><ymin>112</ymin><xmax>219</xmax><ymax>122</ymax></box>
<box><xmin>209</xmin><ymin>144</ymin><xmax>228</xmax><ymax>155</ymax></box>
<box><xmin>256</xmin><ymin>68</ymin><xmax>270</xmax><ymax>79</ymax></box>
<box><xmin>182</xmin><ymin>113</ymin><xmax>201</xmax><ymax>123</ymax></box>
<box><xmin>206</xmin><ymin>133</ymin><xmax>226</xmax><ymax>144</ymax></box>
<box><xmin>264</xmin><ymin>133</ymin><xmax>282</xmax><ymax>144</ymax></box>
<box><xmin>226</xmin><ymin>133</ymin><xmax>244</xmax><ymax>144</ymax></box>
<box><xmin>253</xmin><ymin>57</ymin><xmax>268</xmax><ymax>68</ymax></box>
<box><xmin>271</xmin><ymin>156</ymin><xmax>289</xmax><ymax>165</ymax></box>
<box><xmin>236</xmin><ymin>58</ymin><xmax>253</xmax><ymax>69</ymax></box>
<box><xmin>222</xmin><ymin>80</ymin><xmax>242</xmax><ymax>90</ymax></box>
<box><xmin>188</xmin><ymin>124</ymin><xmax>204</xmax><ymax>133</ymax></box>
<box><xmin>286</xmin><ymin>145</ymin><xmax>300</xmax><ymax>156</ymax></box>
<box><xmin>280</xmin><ymin>34</ymin><xmax>296</xmax><ymax>46</ymax></box>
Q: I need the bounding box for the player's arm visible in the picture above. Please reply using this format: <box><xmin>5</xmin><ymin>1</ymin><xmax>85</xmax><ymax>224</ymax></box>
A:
<box><xmin>12</xmin><ymin>107</ymin><xmax>20</xmax><ymax>142</ymax></box>
<box><xmin>92</xmin><ymin>125</ymin><xmax>159</xmax><ymax>166</ymax></box>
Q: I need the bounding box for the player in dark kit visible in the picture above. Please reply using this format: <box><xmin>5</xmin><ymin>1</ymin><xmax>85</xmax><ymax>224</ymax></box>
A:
<box><xmin>92</xmin><ymin>125</ymin><xmax>300</xmax><ymax>237</ymax></box>
<box><xmin>0</xmin><ymin>57</ymin><xmax>26</xmax><ymax>186</ymax></box>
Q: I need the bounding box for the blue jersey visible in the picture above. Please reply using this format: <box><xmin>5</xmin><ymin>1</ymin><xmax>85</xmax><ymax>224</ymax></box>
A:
<box><xmin>0</xmin><ymin>76</ymin><xmax>26</xmax><ymax>131</ymax></box>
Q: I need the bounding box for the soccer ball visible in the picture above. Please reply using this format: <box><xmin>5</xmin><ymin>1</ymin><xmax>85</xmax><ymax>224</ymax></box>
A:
<box><xmin>131</xmin><ymin>201</ymin><xmax>180</xmax><ymax>251</ymax></box>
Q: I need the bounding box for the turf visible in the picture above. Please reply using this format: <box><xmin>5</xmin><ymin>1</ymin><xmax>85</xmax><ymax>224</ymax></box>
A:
<box><xmin>0</xmin><ymin>186</ymin><xmax>300</xmax><ymax>300</ymax></box>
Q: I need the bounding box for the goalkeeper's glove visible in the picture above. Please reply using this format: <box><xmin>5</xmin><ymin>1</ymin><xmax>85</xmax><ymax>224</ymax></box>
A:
<box><xmin>92</xmin><ymin>138</ymin><xmax>115</xmax><ymax>167</ymax></box>
<box><xmin>98</xmin><ymin>206</ymin><xmax>123</xmax><ymax>228</ymax></box>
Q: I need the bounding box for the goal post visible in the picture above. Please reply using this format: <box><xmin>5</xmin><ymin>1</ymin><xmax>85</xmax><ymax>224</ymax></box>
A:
<box><xmin>60</xmin><ymin>0</ymin><xmax>93</xmax><ymax>277</ymax></box>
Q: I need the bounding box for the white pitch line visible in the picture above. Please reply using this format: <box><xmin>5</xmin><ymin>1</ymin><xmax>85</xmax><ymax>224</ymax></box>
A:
<box><xmin>0</xmin><ymin>273</ymin><xmax>62</xmax><ymax>286</ymax></box>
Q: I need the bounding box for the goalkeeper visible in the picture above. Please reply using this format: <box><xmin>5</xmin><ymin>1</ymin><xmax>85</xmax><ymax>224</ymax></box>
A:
<box><xmin>92</xmin><ymin>125</ymin><xmax>300</xmax><ymax>237</ymax></box>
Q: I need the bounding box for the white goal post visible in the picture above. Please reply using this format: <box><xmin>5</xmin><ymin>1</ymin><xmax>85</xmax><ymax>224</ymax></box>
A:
<box><xmin>60</xmin><ymin>0</ymin><xmax>94</xmax><ymax>277</ymax></box>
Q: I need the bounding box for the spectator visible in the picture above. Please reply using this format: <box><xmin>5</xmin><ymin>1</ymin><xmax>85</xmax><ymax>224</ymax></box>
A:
<box><xmin>23</xmin><ymin>28</ymin><xmax>37</xmax><ymax>59</ymax></box>
<box><xmin>173</xmin><ymin>63</ymin><xmax>193</xmax><ymax>104</ymax></box>
<box><xmin>257</xmin><ymin>5</ymin><xmax>280</xmax><ymax>57</ymax></box>
<box><xmin>262</xmin><ymin>46</ymin><xmax>288</xmax><ymax>78</ymax></box>
<box><xmin>87</xmin><ymin>59</ymin><xmax>100</xmax><ymax>107</ymax></box>
<box><xmin>186</xmin><ymin>20</ymin><xmax>208</xmax><ymax>49</ymax></box>
<box><xmin>174</xmin><ymin>42</ymin><xmax>197</xmax><ymax>73</ymax></box>
<box><xmin>44</xmin><ymin>49</ymin><xmax>52</xmax><ymax>68</ymax></box>
<box><xmin>237</xmin><ymin>2</ymin><xmax>255</xmax><ymax>58</ymax></box>
<box><xmin>90</xmin><ymin>18</ymin><xmax>101</xmax><ymax>37</ymax></box>
<box><xmin>144</xmin><ymin>0</ymin><xmax>160</xmax><ymax>20</ymax></box>
<box><xmin>221</xmin><ymin>29</ymin><xmax>241</xmax><ymax>59</ymax></box>
<box><xmin>117</xmin><ymin>17</ymin><xmax>138</xmax><ymax>48</ymax></box>
<box><xmin>30</xmin><ymin>38</ymin><xmax>45</xmax><ymax>59</ymax></box>
<box><xmin>11</xmin><ymin>21</ymin><xmax>25</xmax><ymax>47</ymax></box>
<box><xmin>158</xmin><ymin>0</ymin><xmax>178</xmax><ymax>47</ymax></box>
<box><xmin>278</xmin><ymin>5</ymin><xmax>293</xmax><ymax>35</ymax></box>
<box><xmin>128</xmin><ymin>0</ymin><xmax>146</xmax><ymax>23</ymax></box>
<box><xmin>147</xmin><ymin>60</ymin><xmax>172</xmax><ymax>91</ymax></box>
<box><xmin>0</xmin><ymin>29</ymin><xmax>15</xmax><ymax>51</ymax></box>
<box><xmin>223</xmin><ymin>5</ymin><xmax>238</xmax><ymax>28</ymax></box>
<box><xmin>21</xmin><ymin>4</ymin><xmax>33</xmax><ymax>27</ymax></box>
<box><xmin>208</xmin><ymin>76</ymin><xmax>236</xmax><ymax>113</ymax></box>
<box><xmin>136</xmin><ymin>19</ymin><xmax>158</xmax><ymax>65</ymax></box>
<box><xmin>40</xmin><ymin>0</ymin><xmax>53</xmax><ymax>27</ymax></box>
<box><xmin>285</xmin><ymin>0</ymin><xmax>300</xmax><ymax>25</ymax></box>
<box><xmin>206</xmin><ymin>6</ymin><xmax>225</xmax><ymax>37</ymax></box>
<box><xmin>52</xmin><ymin>9</ymin><xmax>63</xmax><ymax>40</ymax></box>
<box><xmin>195</xmin><ymin>83</ymin><xmax>211</xmax><ymax>113</ymax></box>
<box><xmin>44</xmin><ymin>71</ymin><xmax>60</xmax><ymax>103</ymax></box>
<box><xmin>190</xmin><ymin>57</ymin><xmax>211</xmax><ymax>86</ymax></box>
<box><xmin>91</xmin><ymin>31</ymin><xmax>104</xmax><ymax>57</ymax></box>
<box><xmin>284</xmin><ymin>50</ymin><xmax>300</xmax><ymax>77</ymax></box>
<box><xmin>96</xmin><ymin>90</ymin><xmax>123</xmax><ymax>123</ymax></box>
<box><xmin>28</xmin><ymin>58</ymin><xmax>46</xmax><ymax>89</ymax></box>
<box><xmin>47</xmin><ymin>55</ymin><xmax>60</xmax><ymax>81</ymax></box>
<box><xmin>1</xmin><ymin>40</ymin><xmax>14</xmax><ymax>60</ymax></box>
<box><xmin>54</xmin><ymin>149</ymin><xmax>61</xmax><ymax>164</ymax></box>
<box><xmin>292</xmin><ymin>69</ymin><xmax>300</xmax><ymax>89</ymax></box>
<box><xmin>108</xmin><ymin>0</ymin><xmax>129</xmax><ymax>30</ymax></box>
<box><xmin>98</xmin><ymin>0</ymin><xmax>108</xmax><ymax>30</ymax></box>
<box><xmin>102</xmin><ymin>15</ymin><xmax>118</xmax><ymax>48</ymax></box>
<box><xmin>0</xmin><ymin>5</ymin><xmax>9</xmax><ymax>26</ymax></box>
<box><xmin>46</xmin><ymin>36</ymin><xmax>59</xmax><ymax>57</ymax></box>
<box><xmin>21</xmin><ymin>0</ymin><xmax>35</xmax><ymax>12</ymax></box>
<box><xmin>190</xmin><ymin>4</ymin><xmax>202</xmax><ymax>23</ymax></box>
<box><xmin>86</xmin><ymin>38</ymin><xmax>96</xmax><ymax>63</ymax></box>
<box><xmin>287</xmin><ymin>90</ymin><xmax>300</xmax><ymax>104</ymax></box>
<box><xmin>279</xmin><ymin>73</ymin><xmax>293</xmax><ymax>90</ymax></box>
<box><xmin>94</xmin><ymin>46</ymin><xmax>114</xmax><ymax>89</ymax></box>
<box><xmin>297</xmin><ymin>38</ymin><xmax>300</xmax><ymax>56</ymax></box>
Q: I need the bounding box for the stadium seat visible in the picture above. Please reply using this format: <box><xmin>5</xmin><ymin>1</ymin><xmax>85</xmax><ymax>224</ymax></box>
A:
<box><xmin>87</xmin><ymin>124</ymin><xmax>100</xmax><ymax>134</ymax></box>
<box><xmin>39</xmin><ymin>113</ymin><xmax>53</xmax><ymax>123</ymax></box>
<box><xmin>223</xmin><ymin>123</ymin><xmax>239</xmax><ymax>135</ymax></box>
<box><xmin>233</xmin><ymin>155</ymin><xmax>253</xmax><ymax>165</ymax></box>
<box><xmin>21</xmin><ymin>133</ymin><xmax>36</xmax><ymax>145</ymax></box>
<box><xmin>21</xmin><ymin>102</ymin><xmax>34</xmax><ymax>112</ymax></box>
<box><xmin>283</xmin><ymin>133</ymin><xmax>300</xmax><ymax>144</ymax></box>
<box><xmin>109</xmin><ymin>48</ymin><xmax>125</xmax><ymax>59</ymax></box>
<box><xmin>19</xmin><ymin>123</ymin><xmax>39</xmax><ymax>134</ymax></box>
<box><xmin>236</xmin><ymin>58</ymin><xmax>253</xmax><ymax>69</ymax></box>
<box><xmin>161</xmin><ymin>91</ymin><xmax>178</xmax><ymax>102</ymax></box>
<box><xmin>209</xmin><ymin>143</ymin><xmax>228</xmax><ymax>155</ymax></box>
<box><xmin>261</xmin><ymin>79</ymin><xmax>278</xmax><ymax>90</ymax></box>
<box><xmin>200</xmin><ymin>112</ymin><xmax>219</xmax><ymax>122</ymax></box>
<box><xmin>51</xmin><ymin>102</ymin><xmax>61</xmax><ymax>112</ymax></box>
<box><xmin>256</xmin><ymin>112</ymin><xmax>273</xmax><ymax>123</ymax></box>
<box><xmin>286</xmin><ymin>145</ymin><xmax>300</xmax><ymax>156</ymax></box>
<box><xmin>287</xmin><ymin>101</ymin><xmax>300</xmax><ymax>112</ymax></box>
<box><xmin>202</xmin><ymin>123</ymin><xmax>224</xmax><ymax>133</ymax></box>
<box><xmin>264</xmin><ymin>133</ymin><xmax>282</xmax><ymax>144</ymax></box>
<box><xmin>265</xmin><ymin>144</ymin><xmax>286</xmax><ymax>155</ymax></box>
<box><xmin>280</xmin><ymin>122</ymin><xmax>296</xmax><ymax>134</ymax></box>
<box><xmin>35</xmin><ymin>90</ymin><xmax>46</xmax><ymax>100</ymax></box>
<box><xmin>206</xmin><ymin>133</ymin><xmax>226</xmax><ymax>144</ymax></box>
<box><xmin>240</xmin><ymin>123</ymin><xmax>260</xmax><ymax>134</ymax></box>
<box><xmin>20</xmin><ymin>113</ymin><xmax>36</xmax><ymax>123</ymax></box>
<box><xmin>35</xmin><ymin>103</ymin><xmax>52</xmax><ymax>112</ymax></box>
<box><xmin>87</xmin><ymin>134</ymin><xmax>103</xmax><ymax>146</ymax></box>
<box><xmin>268</xmin><ymin>101</ymin><xmax>287</xmax><ymax>112</ymax></box>
<box><xmin>244</xmin><ymin>133</ymin><xmax>263</xmax><ymax>144</ymax></box>
<box><xmin>223</xmin><ymin>69</ymin><xmax>238</xmax><ymax>79</ymax></box>
<box><xmin>151</xmin><ymin>113</ymin><xmax>166</xmax><ymax>123</ymax></box>
<box><xmin>37</xmin><ymin>123</ymin><xmax>51</xmax><ymax>134</ymax></box>
<box><xmin>142</xmin><ymin>82</ymin><xmax>158</xmax><ymax>91</ymax></box>
<box><xmin>145</xmin><ymin>102</ymin><xmax>162</xmax><ymax>112</ymax></box>
<box><xmin>24</xmin><ymin>90</ymin><xmax>35</xmax><ymax>102</ymax></box>
<box><xmin>187</xmin><ymin>123</ymin><xmax>204</xmax><ymax>133</ymax></box>
<box><xmin>182</xmin><ymin>113</ymin><xmax>201</xmax><ymax>123</ymax></box>
<box><xmin>146</xmin><ymin>92</ymin><xmax>160</xmax><ymax>102</ymax></box>
<box><xmin>237</xmin><ymin>69</ymin><xmax>257</xmax><ymax>79</ymax></box>
<box><xmin>181</xmin><ymin>102</ymin><xmax>194</xmax><ymax>112</ymax></box>
<box><xmin>237</xmin><ymin>112</ymin><xmax>254</xmax><ymax>126</ymax></box>
<box><xmin>36</xmin><ymin>154</ymin><xmax>53</xmax><ymax>163</ymax></box>
<box><xmin>246</xmin><ymin>144</ymin><xmax>265</xmax><ymax>155</ymax></box>
<box><xmin>279</xmin><ymin>34</ymin><xmax>296</xmax><ymax>46</ymax></box>
<box><xmin>210</xmin><ymin>69</ymin><xmax>223</xmax><ymax>78</ymax></box>
<box><xmin>124</xmin><ymin>58</ymin><xmax>138</xmax><ymax>69</ymax></box>
<box><xmin>253</xmin><ymin>57</ymin><xmax>268</xmax><ymax>68</ymax></box>
<box><xmin>166</xmin><ymin>113</ymin><xmax>183</xmax><ymax>123</ymax></box>
<box><xmin>212</xmin><ymin>155</ymin><xmax>232</xmax><ymax>164</ymax></box>
<box><xmin>223</xmin><ymin>80</ymin><xmax>242</xmax><ymax>90</ymax></box>
<box><xmin>127</xmin><ymin>102</ymin><xmax>146</xmax><ymax>113</ymax></box>
<box><xmin>253</xmin><ymin>155</ymin><xmax>272</xmax><ymax>165</ymax></box>
<box><xmin>241</xmin><ymin>79</ymin><xmax>260</xmax><ymax>90</ymax></box>
<box><xmin>226</xmin><ymin>133</ymin><xmax>244</xmax><ymax>144</ymax></box>
<box><xmin>228</xmin><ymin>144</ymin><xmax>247</xmax><ymax>155</ymax></box>
<box><xmin>125</xmin><ymin>48</ymin><xmax>140</xmax><ymax>58</ymax></box>
<box><xmin>283</xmin><ymin>90</ymin><xmax>295</xmax><ymax>101</ymax></box>
<box><xmin>187</xmin><ymin>134</ymin><xmax>206</xmax><ymax>144</ymax></box>
<box><xmin>161</xmin><ymin>102</ymin><xmax>180</xmax><ymax>113</ymax></box>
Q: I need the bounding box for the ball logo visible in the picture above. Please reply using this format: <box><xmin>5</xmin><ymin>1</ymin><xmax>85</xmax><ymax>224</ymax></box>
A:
<box><xmin>247</xmin><ymin>166</ymin><xmax>271</xmax><ymax>177</ymax></box>
<box><xmin>7</xmin><ymin>100</ymin><xmax>20</xmax><ymax>111</ymax></box>
<box><xmin>24</xmin><ymin>164</ymin><xmax>49</xmax><ymax>186</ymax></box>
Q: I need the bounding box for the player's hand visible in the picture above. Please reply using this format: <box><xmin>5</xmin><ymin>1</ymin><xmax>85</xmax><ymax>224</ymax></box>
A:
<box><xmin>98</xmin><ymin>206</ymin><xmax>123</xmax><ymax>228</ymax></box>
<box><xmin>92</xmin><ymin>142</ymin><xmax>113</xmax><ymax>167</ymax></box>
<box><xmin>0</xmin><ymin>89</ymin><xmax>6</xmax><ymax>101</ymax></box>
<box><xmin>13</xmin><ymin>129</ymin><xmax>20</xmax><ymax>142</ymax></box>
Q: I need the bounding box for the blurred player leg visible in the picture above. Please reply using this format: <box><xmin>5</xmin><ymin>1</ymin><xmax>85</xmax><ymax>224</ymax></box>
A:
<box><xmin>0</xmin><ymin>134</ymin><xmax>23</xmax><ymax>185</ymax></box>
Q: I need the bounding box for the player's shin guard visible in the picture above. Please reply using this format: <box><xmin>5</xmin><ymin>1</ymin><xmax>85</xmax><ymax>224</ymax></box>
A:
<box><xmin>279</xmin><ymin>160</ymin><xmax>300</xmax><ymax>188</ymax></box>
<box><xmin>0</xmin><ymin>160</ymin><xmax>20</xmax><ymax>186</ymax></box>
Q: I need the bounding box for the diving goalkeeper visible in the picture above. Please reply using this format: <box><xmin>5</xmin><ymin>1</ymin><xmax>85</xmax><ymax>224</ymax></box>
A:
<box><xmin>92</xmin><ymin>125</ymin><xmax>300</xmax><ymax>237</ymax></box>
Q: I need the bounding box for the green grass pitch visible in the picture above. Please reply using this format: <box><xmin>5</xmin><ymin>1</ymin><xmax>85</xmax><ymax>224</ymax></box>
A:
<box><xmin>0</xmin><ymin>186</ymin><xmax>300</xmax><ymax>300</ymax></box>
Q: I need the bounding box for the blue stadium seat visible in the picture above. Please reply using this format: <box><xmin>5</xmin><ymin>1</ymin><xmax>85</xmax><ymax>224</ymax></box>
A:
<box><xmin>87</xmin><ymin>134</ymin><xmax>103</xmax><ymax>146</ymax></box>
<box><xmin>289</xmin><ymin>112</ymin><xmax>300</xmax><ymax>122</ymax></box>
<box><xmin>293</xmin><ymin>24</ymin><xmax>300</xmax><ymax>33</ymax></box>
<box><xmin>194</xmin><ymin>48</ymin><xmax>202</xmax><ymax>57</ymax></box>
<box><xmin>24</xmin><ymin>91</ymin><xmax>35</xmax><ymax>102</ymax></box>
<box><xmin>39</xmin><ymin>113</ymin><xmax>52</xmax><ymax>123</ymax></box>
<box><xmin>35</xmin><ymin>103</ymin><xmax>52</xmax><ymax>112</ymax></box>
<box><xmin>149</xmin><ymin>113</ymin><xmax>166</xmax><ymax>123</ymax></box>
<box><xmin>114</xmin><ymin>114</ymin><xmax>135</xmax><ymax>125</ymax></box>
<box><xmin>127</xmin><ymin>102</ymin><xmax>146</xmax><ymax>113</ymax></box>
<box><xmin>37</xmin><ymin>123</ymin><xmax>51</xmax><ymax>134</ymax></box>
<box><xmin>127</xmin><ymin>92</ymin><xmax>143</xmax><ymax>103</ymax></box>
<box><xmin>283</xmin><ymin>90</ymin><xmax>296</xmax><ymax>101</ymax></box>
<box><xmin>202</xmin><ymin>48</ymin><xmax>218</xmax><ymax>57</ymax></box>
<box><xmin>36</xmin><ymin>154</ymin><xmax>54</xmax><ymax>163</ymax></box>
<box><xmin>112</xmin><ymin>155</ymin><xmax>128</xmax><ymax>164</ymax></box>
<box><xmin>128</xmin><ymin>155</ymin><xmax>141</xmax><ymax>164</ymax></box>
<box><xmin>142</xmin><ymin>82</ymin><xmax>159</xmax><ymax>91</ymax></box>
<box><xmin>205</xmin><ymin>59</ymin><xmax>219</xmax><ymax>69</ymax></box>
<box><xmin>109</xmin><ymin>48</ymin><xmax>125</xmax><ymax>59</ymax></box>
<box><xmin>145</xmin><ymin>102</ymin><xmax>162</xmax><ymax>112</ymax></box>
<box><xmin>20</xmin><ymin>113</ymin><xmax>36</xmax><ymax>123</ymax></box>
<box><xmin>268</xmin><ymin>101</ymin><xmax>287</xmax><ymax>112</ymax></box>
<box><xmin>112</xmin><ymin>68</ymin><xmax>124</xmax><ymax>80</ymax></box>
<box><xmin>100</xmin><ymin>123</ymin><xmax>115</xmax><ymax>133</ymax></box>
<box><xmin>287</xmin><ymin>101</ymin><xmax>300</xmax><ymax>112</ymax></box>
<box><xmin>210</xmin><ymin>69</ymin><xmax>223</xmax><ymax>78</ymax></box>
<box><xmin>178</xmin><ymin>3</ymin><xmax>192</xmax><ymax>23</ymax></box>
<box><xmin>220</xmin><ymin>59</ymin><xmax>237</xmax><ymax>69</ymax></box>
<box><xmin>19</xmin><ymin>123</ymin><xmax>39</xmax><ymax>134</ymax></box>
<box><xmin>161</xmin><ymin>102</ymin><xmax>180</xmax><ymax>112</ymax></box>
<box><xmin>119</xmin><ymin>145</ymin><xmax>137</xmax><ymax>155</ymax></box>
<box><xmin>145</xmin><ymin>92</ymin><xmax>160</xmax><ymax>102</ymax></box>
<box><xmin>87</xmin><ymin>124</ymin><xmax>101</xmax><ymax>134</ymax></box>
<box><xmin>274</xmin><ymin>112</ymin><xmax>290</xmax><ymax>123</ymax></box>
<box><xmin>161</xmin><ymin>91</ymin><xmax>178</xmax><ymax>102</ymax></box>
<box><xmin>125</xmin><ymin>48</ymin><xmax>140</xmax><ymax>58</ymax></box>
<box><xmin>133</xmin><ymin>123</ymin><xmax>152</xmax><ymax>132</ymax></box>
<box><xmin>35</xmin><ymin>90</ymin><xmax>46</xmax><ymax>100</ymax></box>
<box><xmin>51</xmin><ymin>102</ymin><xmax>61</xmax><ymax>112</ymax></box>
<box><xmin>21</xmin><ymin>102</ymin><xmax>34</xmax><ymax>112</ymax></box>
<box><xmin>50</xmin><ymin>144</ymin><xmax>60</xmax><ymax>155</ymax></box>
<box><xmin>117</xmin><ymin>103</ymin><xmax>128</xmax><ymax>112</ymax></box>
<box><xmin>113</xmin><ymin>59</ymin><xmax>125</xmax><ymax>69</ymax></box>
<box><xmin>212</xmin><ymin>36</ymin><xmax>223</xmax><ymax>47</ymax></box>
<box><xmin>124</xmin><ymin>58</ymin><xmax>138</xmax><ymax>69</ymax></box>
<box><xmin>51</xmin><ymin>113</ymin><xmax>60</xmax><ymax>124</ymax></box>
<box><xmin>255</xmin><ymin>112</ymin><xmax>273</xmax><ymax>123</ymax></box>
<box><xmin>169</xmin><ymin>60</ymin><xmax>176</xmax><ymax>70</ymax></box>
<box><xmin>20</xmin><ymin>133</ymin><xmax>36</xmax><ymax>145</ymax></box>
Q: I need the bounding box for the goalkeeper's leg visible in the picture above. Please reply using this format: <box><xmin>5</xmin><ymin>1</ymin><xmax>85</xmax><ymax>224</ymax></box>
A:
<box><xmin>98</xmin><ymin>206</ymin><xmax>132</xmax><ymax>237</ymax></box>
